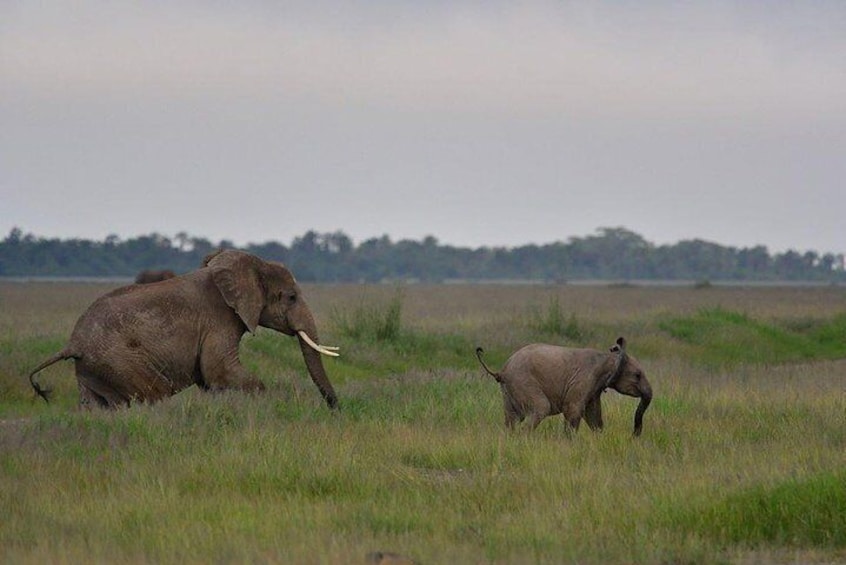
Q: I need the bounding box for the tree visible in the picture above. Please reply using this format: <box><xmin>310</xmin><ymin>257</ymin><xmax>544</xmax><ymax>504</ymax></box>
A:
<box><xmin>0</xmin><ymin>227</ymin><xmax>843</xmax><ymax>282</ymax></box>
<box><xmin>5</xmin><ymin>227</ymin><xmax>23</xmax><ymax>245</ymax></box>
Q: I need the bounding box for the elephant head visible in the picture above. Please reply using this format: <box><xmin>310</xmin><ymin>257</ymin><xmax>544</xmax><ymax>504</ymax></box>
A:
<box><xmin>204</xmin><ymin>250</ymin><xmax>340</xmax><ymax>408</ymax></box>
<box><xmin>28</xmin><ymin>249</ymin><xmax>340</xmax><ymax>410</ymax></box>
<box><xmin>476</xmin><ymin>336</ymin><xmax>653</xmax><ymax>437</ymax></box>
<box><xmin>604</xmin><ymin>337</ymin><xmax>652</xmax><ymax>437</ymax></box>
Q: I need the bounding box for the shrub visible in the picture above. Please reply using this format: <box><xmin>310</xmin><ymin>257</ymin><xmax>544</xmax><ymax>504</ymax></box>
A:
<box><xmin>528</xmin><ymin>296</ymin><xmax>584</xmax><ymax>341</ymax></box>
<box><xmin>331</xmin><ymin>287</ymin><xmax>404</xmax><ymax>343</ymax></box>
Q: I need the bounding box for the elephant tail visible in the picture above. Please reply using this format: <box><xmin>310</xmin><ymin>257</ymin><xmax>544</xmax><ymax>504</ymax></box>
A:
<box><xmin>475</xmin><ymin>347</ymin><xmax>503</xmax><ymax>383</ymax></box>
<box><xmin>28</xmin><ymin>349</ymin><xmax>75</xmax><ymax>403</ymax></box>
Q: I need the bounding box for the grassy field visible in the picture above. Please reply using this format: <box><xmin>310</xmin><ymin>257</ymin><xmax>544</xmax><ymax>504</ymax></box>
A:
<box><xmin>1</xmin><ymin>281</ymin><xmax>845</xmax><ymax>564</ymax></box>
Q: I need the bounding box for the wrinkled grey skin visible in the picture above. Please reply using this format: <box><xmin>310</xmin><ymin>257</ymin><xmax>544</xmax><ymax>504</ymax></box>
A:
<box><xmin>29</xmin><ymin>250</ymin><xmax>339</xmax><ymax>409</ymax></box>
<box><xmin>134</xmin><ymin>269</ymin><xmax>176</xmax><ymax>284</ymax></box>
<box><xmin>476</xmin><ymin>337</ymin><xmax>652</xmax><ymax>436</ymax></box>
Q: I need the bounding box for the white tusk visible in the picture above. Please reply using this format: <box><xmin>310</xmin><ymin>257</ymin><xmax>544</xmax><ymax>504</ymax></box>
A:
<box><xmin>297</xmin><ymin>331</ymin><xmax>340</xmax><ymax>357</ymax></box>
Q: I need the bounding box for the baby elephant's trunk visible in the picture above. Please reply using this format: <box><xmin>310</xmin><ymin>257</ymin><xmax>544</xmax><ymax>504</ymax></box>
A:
<box><xmin>633</xmin><ymin>389</ymin><xmax>652</xmax><ymax>437</ymax></box>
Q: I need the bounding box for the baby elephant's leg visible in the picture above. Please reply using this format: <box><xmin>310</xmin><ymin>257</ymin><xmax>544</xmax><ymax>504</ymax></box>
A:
<box><xmin>502</xmin><ymin>394</ymin><xmax>523</xmax><ymax>429</ymax></box>
<box><xmin>562</xmin><ymin>400</ymin><xmax>586</xmax><ymax>434</ymax></box>
<box><xmin>583</xmin><ymin>396</ymin><xmax>604</xmax><ymax>431</ymax></box>
<box><xmin>502</xmin><ymin>379</ymin><xmax>550</xmax><ymax>431</ymax></box>
<box><xmin>525</xmin><ymin>392</ymin><xmax>552</xmax><ymax>431</ymax></box>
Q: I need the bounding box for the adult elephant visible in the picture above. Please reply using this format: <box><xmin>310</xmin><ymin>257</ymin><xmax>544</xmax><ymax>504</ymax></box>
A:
<box><xmin>29</xmin><ymin>249</ymin><xmax>340</xmax><ymax>409</ymax></box>
<box><xmin>135</xmin><ymin>269</ymin><xmax>176</xmax><ymax>284</ymax></box>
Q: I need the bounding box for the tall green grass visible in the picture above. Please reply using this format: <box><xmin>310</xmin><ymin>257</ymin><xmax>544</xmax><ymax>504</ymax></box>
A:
<box><xmin>666</xmin><ymin>471</ymin><xmax>846</xmax><ymax>547</ymax></box>
<box><xmin>660</xmin><ymin>307</ymin><xmax>846</xmax><ymax>366</ymax></box>
<box><xmin>527</xmin><ymin>296</ymin><xmax>587</xmax><ymax>342</ymax></box>
<box><xmin>330</xmin><ymin>287</ymin><xmax>405</xmax><ymax>343</ymax></box>
<box><xmin>324</xmin><ymin>288</ymin><xmax>478</xmax><ymax>378</ymax></box>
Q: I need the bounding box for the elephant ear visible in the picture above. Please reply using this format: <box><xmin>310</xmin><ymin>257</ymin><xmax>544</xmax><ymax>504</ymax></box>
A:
<box><xmin>208</xmin><ymin>250</ymin><xmax>264</xmax><ymax>333</ymax></box>
<box><xmin>605</xmin><ymin>336</ymin><xmax>628</xmax><ymax>388</ymax></box>
<box><xmin>609</xmin><ymin>336</ymin><xmax>626</xmax><ymax>354</ymax></box>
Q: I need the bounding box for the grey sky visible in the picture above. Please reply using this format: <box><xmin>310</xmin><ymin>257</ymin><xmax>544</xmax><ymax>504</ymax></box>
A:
<box><xmin>2</xmin><ymin>2</ymin><xmax>844</xmax><ymax>254</ymax></box>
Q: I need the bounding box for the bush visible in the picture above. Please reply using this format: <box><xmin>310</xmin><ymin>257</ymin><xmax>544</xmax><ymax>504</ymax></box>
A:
<box><xmin>528</xmin><ymin>296</ymin><xmax>584</xmax><ymax>341</ymax></box>
<box><xmin>330</xmin><ymin>287</ymin><xmax>404</xmax><ymax>343</ymax></box>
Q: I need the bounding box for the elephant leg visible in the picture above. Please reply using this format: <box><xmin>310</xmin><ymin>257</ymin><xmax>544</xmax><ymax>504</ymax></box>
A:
<box><xmin>75</xmin><ymin>363</ymin><xmax>131</xmax><ymax>409</ymax></box>
<box><xmin>74</xmin><ymin>347</ymin><xmax>184</xmax><ymax>407</ymax></box>
<box><xmin>514</xmin><ymin>386</ymin><xmax>551</xmax><ymax>431</ymax></box>
<box><xmin>200</xmin><ymin>363</ymin><xmax>265</xmax><ymax>393</ymax></box>
<box><xmin>502</xmin><ymin>393</ymin><xmax>522</xmax><ymax>430</ymax></box>
<box><xmin>501</xmin><ymin>380</ymin><xmax>551</xmax><ymax>431</ymax></box>
<box><xmin>77</xmin><ymin>380</ymin><xmax>129</xmax><ymax>409</ymax></box>
<box><xmin>584</xmin><ymin>396</ymin><xmax>604</xmax><ymax>431</ymax></box>
<box><xmin>562</xmin><ymin>401</ymin><xmax>585</xmax><ymax>434</ymax></box>
<box><xmin>525</xmin><ymin>397</ymin><xmax>552</xmax><ymax>431</ymax></box>
<box><xmin>504</xmin><ymin>410</ymin><xmax>519</xmax><ymax>430</ymax></box>
<box><xmin>78</xmin><ymin>381</ymin><xmax>110</xmax><ymax>410</ymax></box>
<box><xmin>199</xmin><ymin>342</ymin><xmax>265</xmax><ymax>393</ymax></box>
<box><xmin>527</xmin><ymin>411</ymin><xmax>548</xmax><ymax>430</ymax></box>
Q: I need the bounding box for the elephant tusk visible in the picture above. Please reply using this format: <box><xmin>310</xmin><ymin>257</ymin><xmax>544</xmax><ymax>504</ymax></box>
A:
<box><xmin>298</xmin><ymin>331</ymin><xmax>340</xmax><ymax>357</ymax></box>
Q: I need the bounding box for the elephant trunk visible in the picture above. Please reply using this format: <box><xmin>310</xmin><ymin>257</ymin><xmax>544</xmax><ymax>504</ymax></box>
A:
<box><xmin>297</xmin><ymin>332</ymin><xmax>339</xmax><ymax>409</ymax></box>
<box><xmin>632</xmin><ymin>389</ymin><xmax>652</xmax><ymax>437</ymax></box>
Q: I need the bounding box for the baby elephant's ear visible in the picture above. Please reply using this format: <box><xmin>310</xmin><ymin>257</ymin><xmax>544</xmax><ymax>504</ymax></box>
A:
<box><xmin>610</xmin><ymin>336</ymin><xmax>627</xmax><ymax>353</ymax></box>
<box><xmin>208</xmin><ymin>251</ymin><xmax>263</xmax><ymax>333</ymax></box>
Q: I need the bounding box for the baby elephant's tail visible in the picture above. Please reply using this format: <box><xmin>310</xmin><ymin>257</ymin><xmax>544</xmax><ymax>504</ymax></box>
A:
<box><xmin>475</xmin><ymin>347</ymin><xmax>502</xmax><ymax>383</ymax></box>
<box><xmin>28</xmin><ymin>349</ymin><xmax>73</xmax><ymax>403</ymax></box>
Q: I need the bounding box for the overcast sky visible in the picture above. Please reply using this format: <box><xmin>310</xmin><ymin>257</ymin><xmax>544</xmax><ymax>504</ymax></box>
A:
<box><xmin>2</xmin><ymin>2</ymin><xmax>844</xmax><ymax>254</ymax></box>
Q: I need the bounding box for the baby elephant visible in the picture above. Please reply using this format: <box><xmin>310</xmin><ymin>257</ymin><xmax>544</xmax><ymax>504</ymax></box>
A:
<box><xmin>476</xmin><ymin>337</ymin><xmax>652</xmax><ymax>436</ymax></box>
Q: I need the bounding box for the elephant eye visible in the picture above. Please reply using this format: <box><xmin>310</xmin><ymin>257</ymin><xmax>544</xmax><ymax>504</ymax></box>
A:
<box><xmin>275</xmin><ymin>291</ymin><xmax>295</xmax><ymax>304</ymax></box>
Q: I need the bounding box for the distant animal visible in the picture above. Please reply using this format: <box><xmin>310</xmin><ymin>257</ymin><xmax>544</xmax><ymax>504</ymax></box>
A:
<box><xmin>28</xmin><ymin>249</ymin><xmax>340</xmax><ymax>409</ymax></box>
<box><xmin>476</xmin><ymin>337</ymin><xmax>652</xmax><ymax>436</ymax></box>
<box><xmin>134</xmin><ymin>269</ymin><xmax>176</xmax><ymax>284</ymax></box>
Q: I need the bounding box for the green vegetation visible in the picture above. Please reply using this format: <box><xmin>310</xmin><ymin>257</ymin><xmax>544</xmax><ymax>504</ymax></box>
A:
<box><xmin>667</xmin><ymin>471</ymin><xmax>846</xmax><ymax>547</ymax></box>
<box><xmin>528</xmin><ymin>296</ymin><xmax>588</xmax><ymax>342</ymax></box>
<box><xmin>660</xmin><ymin>307</ymin><xmax>846</xmax><ymax>366</ymax></box>
<box><xmin>2</xmin><ymin>282</ymin><xmax>846</xmax><ymax>563</ymax></box>
<box><xmin>331</xmin><ymin>287</ymin><xmax>406</xmax><ymax>343</ymax></box>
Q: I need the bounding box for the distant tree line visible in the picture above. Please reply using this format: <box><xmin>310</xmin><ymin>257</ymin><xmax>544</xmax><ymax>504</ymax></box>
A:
<box><xmin>1</xmin><ymin>226</ymin><xmax>844</xmax><ymax>283</ymax></box>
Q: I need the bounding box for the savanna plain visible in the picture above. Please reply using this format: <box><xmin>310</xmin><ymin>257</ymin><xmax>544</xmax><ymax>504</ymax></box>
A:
<box><xmin>1</xmin><ymin>281</ymin><xmax>845</xmax><ymax>564</ymax></box>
